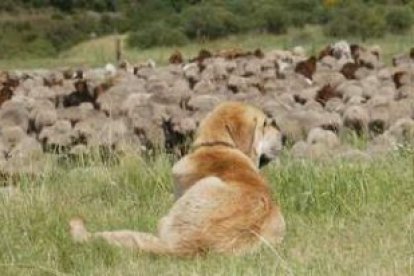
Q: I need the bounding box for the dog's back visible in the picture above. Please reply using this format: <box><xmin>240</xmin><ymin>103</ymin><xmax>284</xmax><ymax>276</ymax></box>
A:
<box><xmin>168</xmin><ymin>146</ymin><xmax>283</xmax><ymax>255</ymax></box>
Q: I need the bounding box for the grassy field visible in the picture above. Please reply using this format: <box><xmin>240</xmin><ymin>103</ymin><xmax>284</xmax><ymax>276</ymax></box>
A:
<box><xmin>0</xmin><ymin>24</ymin><xmax>414</xmax><ymax>275</ymax></box>
<box><xmin>0</xmin><ymin>149</ymin><xmax>413</xmax><ymax>276</ymax></box>
<box><xmin>1</xmin><ymin>25</ymin><xmax>414</xmax><ymax>70</ymax></box>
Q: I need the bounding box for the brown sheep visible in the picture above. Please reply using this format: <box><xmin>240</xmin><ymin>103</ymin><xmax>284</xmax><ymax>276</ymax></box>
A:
<box><xmin>350</xmin><ymin>44</ymin><xmax>361</xmax><ymax>60</ymax></box>
<box><xmin>295</xmin><ymin>56</ymin><xmax>317</xmax><ymax>81</ymax></box>
<box><xmin>340</xmin><ymin>62</ymin><xmax>361</xmax><ymax>80</ymax></box>
<box><xmin>315</xmin><ymin>84</ymin><xmax>341</xmax><ymax>106</ymax></box>
<box><xmin>0</xmin><ymin>71</ymin><xmax>19</xmax><ymax>107</ymax></box>
<box><xmin>190</xmin><ymin>49</ymin><xmax>213</xmax><ymax>63</ymax></box>
<box><xmin>0</xmin><ymin>86</ymin><xmax>13</xmax><ymax>107</ymax></box>
<box><xmin>318</xmin><ymin>45</ymin><xmax>334</xmax><ymax>60</ymax></box>
<box><xmin>253</xmin><ymin>48</ymin><xmax>264</xmax><ymax>58</ymax></box>
<box><xmin>169</xmin><ymin>50</ymin><xmax>184</xmax><ymax>65</ymax></box>
<box><xmin>62</xmin><ymin>69</ymin><xmax>75</xmax><ymax>80</ymax></box>
<box><xmin>393</xmin><ymin>71</ymin><xmax>407</xmax><ymax>89</ymax></box>
<box><xmin>92</xmin><ymin>79</ymin><xmax>116</xmax><ymax>103</ymax></box>
<box><xmin>189</xmin><ymin>49</ymin><xmax>213</xmax><ymax>71</ymax></box>
<box><xmin>43</xmin><ymin>76</ymin><xmax>63</xmax><ymax>87</ymax></box>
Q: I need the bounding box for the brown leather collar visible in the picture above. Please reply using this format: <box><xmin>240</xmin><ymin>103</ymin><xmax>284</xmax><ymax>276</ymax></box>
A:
<box><xmin>192</xmin><ymin>141</ymin><xmax>235</xmax><ymax>151</ymax></box>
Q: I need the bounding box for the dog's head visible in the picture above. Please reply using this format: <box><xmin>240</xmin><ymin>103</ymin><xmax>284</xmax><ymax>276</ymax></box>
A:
<box><xmin>194</xmin><ymin>102</ymin><xmax>284</xmax><ymax>168</ymax></box>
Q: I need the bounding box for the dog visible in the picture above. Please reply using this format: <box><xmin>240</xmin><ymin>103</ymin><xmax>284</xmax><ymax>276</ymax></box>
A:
<box><xmin>70</xmin><ymin>102</ymin><xmax>285</xmax><ymax>256</ymax></box>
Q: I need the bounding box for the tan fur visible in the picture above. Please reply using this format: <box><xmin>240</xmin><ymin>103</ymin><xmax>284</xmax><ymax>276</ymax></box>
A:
<box><xmin>70</xmin><ymin>102</ymin><xmax>285</xmax><ymax>256</ymax></box>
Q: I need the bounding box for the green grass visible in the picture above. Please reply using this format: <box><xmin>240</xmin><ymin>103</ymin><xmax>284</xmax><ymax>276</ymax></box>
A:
<box><xmin>0</xmin><ymin>150</ymin><xmax>413</xmax><ymax>275</ymax></box>
<box><xmin>1</xmin><ymin>25</ymin><xmax>414</xmax><ymax>70</ymax></box>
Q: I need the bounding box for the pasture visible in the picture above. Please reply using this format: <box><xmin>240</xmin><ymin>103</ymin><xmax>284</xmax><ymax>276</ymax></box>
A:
<box><xmin>1</xmin><ymin>25</ymin><xmax>414</xmax><ymax>70</ymax></box>
<box><xmin>0</xmin><ymin>150</ymin><xmax>413</xmax><ymax>275</ymax></box>
<box><xmin>1</xmin><ymin>19</ymin><xmax>414</xmax><ymax>275</ymax></box>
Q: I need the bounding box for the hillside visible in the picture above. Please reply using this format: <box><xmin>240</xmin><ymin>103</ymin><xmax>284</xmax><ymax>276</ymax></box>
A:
<box><xmin>1</xmin><ymin>25</ymin><xmax>414</xmax><ymax>70</ymax></box>
<box><xmin>0</xmin><ymin>0</ymin><xmax>413</xmax><ymax>64</ymax></box>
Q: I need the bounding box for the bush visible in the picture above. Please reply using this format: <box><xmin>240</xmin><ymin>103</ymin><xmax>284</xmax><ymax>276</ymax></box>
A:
<box><xmin>323</xmin><ymin>3</ymin><xmax>386</xmax><ymax>40</ymax></box>
<box><xmin>126</xmin><ymin>0</ymin><xmax>178</xmax><ymax>31</ymax></box>
<box><xmin>45</xmin><ymin>22</ymin><xmax>86</xmax><ymax>51</ymax></box>
<box><xmin>0</xmin><ymin>28</ymin><xmax>56</xmax><ymax>59</ymax></box>
<box><xmin>255</xmin><ymin>5</ymin><xmax>289</xmax><ymax>34</ymax></box>
<box><xmin>25</xmin><ymin>38</ymin><xmax>57</xmax><ymax>57</ymax></box>
<box><xmin>127</xmin><ymin>22</ymin><xmax>188</xmax><ymax>49</ymax></box>
<box><xmin>386</xmin><ymin>7</ymin><xmax>413</xmax><ymax>33</ymax></box>
<box><xmin>359</xmin><ymin>7</ymin><xmax>387</xmax><ymax>39</ymax></box>
<box><xmin>283</xmin><ymin>0</ymin><xmax>322</xmax><ymax>27</ymax></box>
<box><xmin>182</xmin><ymin>4</ymin><xmax>240</xmax><ymax>39</ymax></box>
<box><xmin>312</xmin><ymin>4</ymin><xmax>332</xmax><ymax>24</ymax></box>
<box><xmin>324</xmin><ymin>14</ymin><xmax>356</xmax><ymax>37</ymax></box>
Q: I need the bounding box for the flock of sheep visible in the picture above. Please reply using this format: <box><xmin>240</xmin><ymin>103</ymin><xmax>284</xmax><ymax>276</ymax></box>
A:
<box><xmin>0</xmin><ymin>40</ymin><xmax>413</xmax><ymax>176</ymax></box>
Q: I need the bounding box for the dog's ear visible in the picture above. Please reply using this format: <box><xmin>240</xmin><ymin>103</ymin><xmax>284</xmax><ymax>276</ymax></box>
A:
<box><xmin>225</xmin><ymin>116</ymin><xmax>257</xmax><ymax>155</ymax></box>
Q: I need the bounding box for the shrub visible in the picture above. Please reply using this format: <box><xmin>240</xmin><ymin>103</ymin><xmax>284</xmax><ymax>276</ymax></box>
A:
<box><xmin>386</xmin><ymin>7</ymin><xmax>413</xmax><ymax>33</ymax></box>
<box><xmin>126</xmin><ymin>0</ymin><xmax>177</xmax><ymax>31</ymax></box>
<box><xmin>255</xmin><ymin>5</ymin><xmax>289</xmax><ymax>34</ymax></box>
<box><xmin>283</xmin><ymin>0</ymin><xmax>322</xmax><ymax>27</ymax></box>
<box><xmin>45</xmin><ymin>21</ymin><xmax>86</xmax><ymax>51</ymax></box>
<box><xmin>324</xmin><ymin>14</ymin><xmax>356</xmax><ymax>37</ymax></box>
<box><xmin>182</xmin><ymin>4</ymin><xmax>240</xmax><ymax>39</ymax></box>
<box><xmin>0</xmin><ymin>29</ymin><xmax>56</xmax><ymax>59</ymax></box>
<box><xmin>359</xmin><ymin>7</ymin><xmax>387</xmax><ymax>39</ymax></box>
<box><xmin>323</xmin><ymin>3</ymin><xmax>386</xmax><ymax>40</ymax></box>
<box><xmin>127</xmin><ymin>22</ymin><xmax>188</xmax><ymax>49</ymax></box>
<box><xmin>26</xmin><ymin>38</ymin><xmax>57</xmax><ymax>57</ymax></box>
<box><xmin>313</xmin><ymin>4</ymin><xmax>332</xmax><ymax>24</ymax></box>
<box><xmin>72</xmin><ymin>14</ymin><xmax>99</xmax><ymax>34</ymax></box>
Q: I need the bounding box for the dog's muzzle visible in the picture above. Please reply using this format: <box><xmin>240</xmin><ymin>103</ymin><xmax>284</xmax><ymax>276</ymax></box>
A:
<box><xmin>259</xmin><ymin>154</ymin><xmax>273</xmax><ymax>168</ymax></box>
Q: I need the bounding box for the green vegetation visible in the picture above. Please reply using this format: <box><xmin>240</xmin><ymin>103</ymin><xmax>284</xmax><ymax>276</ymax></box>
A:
<box><xmin>0</xmin><ymin>150</ymin><xmax>413</xmax><ymax>275</ymax></box>
<box><xmin>127</xmin><ymin>22</ymin><xmax>188</xmax><ymax>49</ymax></box>
<box><xmin>0</xmin><ymin>0</ymin><xmax>119</xmax><ymax>12</ymax></box>
<box><xmin>2</xmin><ymin>24</ymin><xmax>414</xmax><ymax>71</ymax></box>
<box><xmin>0</xmin><ymin>12</ymin><xmax>127</xmax><ymax>60</ymax></box>
<box><xmin>386</xmin><ymin>6</ymin><xmax>414</xmax><ymax>33</ymax></box>
<box><xmin>0</xmin><ymin>0</ymin><xmax>414</xmax><ymax>61</ymax></box>
<box><xmin>323</xmin><ymin>2</ymin><xmax>387</xmax><ymax>40</ymax></box>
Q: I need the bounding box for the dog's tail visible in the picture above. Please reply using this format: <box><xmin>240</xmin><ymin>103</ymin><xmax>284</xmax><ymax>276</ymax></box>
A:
<box><xmin>69</xmin><ymin>218</ymin><xmax>172</xmax><ymax>255</ymax></box>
